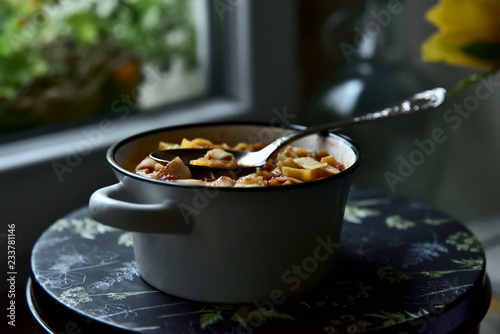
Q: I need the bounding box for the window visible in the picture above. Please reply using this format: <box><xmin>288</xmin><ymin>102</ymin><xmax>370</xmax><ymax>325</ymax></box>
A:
<box><xmin>0</xmin><ymin>0</ymin><xmax>298</xmax><ymax>170</ymax></box>
<box><xmin>0</xmin><ymin>0</ymin><xmax>299</xmax><ymax>177</ymax></box>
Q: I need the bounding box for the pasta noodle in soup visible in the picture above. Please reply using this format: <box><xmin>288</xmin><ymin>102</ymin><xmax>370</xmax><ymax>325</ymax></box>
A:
<box><xmin>134</xmin><ymin>138</ymin><xmax>346</xmax><ymax>187</ymax></box>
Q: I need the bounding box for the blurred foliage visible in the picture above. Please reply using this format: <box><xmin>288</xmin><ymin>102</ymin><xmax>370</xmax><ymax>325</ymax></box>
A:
<box><xmin>0</xmin><ymin>0</ymin><xmax>197</xmax><ymax>133</ymax></box>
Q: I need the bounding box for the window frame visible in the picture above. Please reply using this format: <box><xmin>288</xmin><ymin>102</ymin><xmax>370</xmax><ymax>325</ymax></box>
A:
<box><xmin>0</xmin><ymin>0</ymin><xmax>299</xmax><ymax>173</ymax></box>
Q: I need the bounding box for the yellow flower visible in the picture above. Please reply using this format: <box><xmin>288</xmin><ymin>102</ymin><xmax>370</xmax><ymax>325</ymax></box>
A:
<box><xmin>422</xmin><ymin>0</ymin><xmax>500</xmax><ymax>69</ymax></box>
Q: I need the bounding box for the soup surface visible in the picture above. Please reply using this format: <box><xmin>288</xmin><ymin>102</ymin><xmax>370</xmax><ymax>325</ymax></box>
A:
<box><xmin>134</xmin><ymin>138</ymin><xmax>346</xmax><ymax>187</ymax></box>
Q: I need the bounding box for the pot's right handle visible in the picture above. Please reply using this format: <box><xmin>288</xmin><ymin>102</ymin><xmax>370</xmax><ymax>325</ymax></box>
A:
<box><xmin>89</xmin><ymin>183</ymin><xmax>189</xmax><ymax>234</ymax></box>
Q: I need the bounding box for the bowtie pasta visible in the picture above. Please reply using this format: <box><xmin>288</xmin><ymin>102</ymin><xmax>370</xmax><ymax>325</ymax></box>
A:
<box><xmin>134</xmin><ymin>138</ymin><xmax>346</xmax><ymax>187</ymax></box>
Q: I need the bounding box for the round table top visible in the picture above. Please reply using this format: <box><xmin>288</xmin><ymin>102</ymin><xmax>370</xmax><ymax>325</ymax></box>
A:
<box><xmin>28</xmin><ymin>187</ymin><xmax>491</xmax><ymax>333</ymax></box>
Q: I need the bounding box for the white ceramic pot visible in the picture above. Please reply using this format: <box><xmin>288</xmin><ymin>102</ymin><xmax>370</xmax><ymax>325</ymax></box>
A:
<box><xmin>89</xmin><ymin>122</ymin><xmax>361</xmax><ymax>303</ymax></box>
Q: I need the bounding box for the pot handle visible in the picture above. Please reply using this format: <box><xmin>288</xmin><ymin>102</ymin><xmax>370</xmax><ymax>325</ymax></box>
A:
<box><xmin>89</xmin><ymin>183</ymin><xmax>189</xmax><ymax>234</ymax></box>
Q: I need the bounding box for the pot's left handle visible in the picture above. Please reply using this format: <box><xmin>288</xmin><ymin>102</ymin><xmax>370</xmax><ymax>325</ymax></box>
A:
<box><xmin>89</xmin><ymin>183</ymin><xmax>189</xmax><ymax>234</ymax></box>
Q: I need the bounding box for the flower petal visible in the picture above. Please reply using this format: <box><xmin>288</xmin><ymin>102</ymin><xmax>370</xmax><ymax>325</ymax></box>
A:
<box><xmin>422</xmin><ymin>33</ymin><xmax>500</xmax><ymax>68</ymax></box>
<box><xmin>422</xmin><ymin>0</ymin><xmax>500</xmax><ymax>69</ymax></box>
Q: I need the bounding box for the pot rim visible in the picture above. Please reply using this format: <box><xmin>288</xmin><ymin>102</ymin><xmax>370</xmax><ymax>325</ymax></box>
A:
<box><xmin>106</xmin><ymin>121</ymin><xmax>362</xmax><ymax>192</ymax></box>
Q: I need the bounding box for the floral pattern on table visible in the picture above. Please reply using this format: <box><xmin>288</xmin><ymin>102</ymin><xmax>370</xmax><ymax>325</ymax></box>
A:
<box><xmin>30</xmin><ymin>187</ymin><xmax>490</xmax><ymax>333</ymax></box>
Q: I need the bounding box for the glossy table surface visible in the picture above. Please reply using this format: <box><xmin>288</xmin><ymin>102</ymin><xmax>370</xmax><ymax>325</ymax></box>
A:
<box><xmin>28</xmin><ymin>187</ymin><xmax>491</xmax><ymax>333</ymax></box>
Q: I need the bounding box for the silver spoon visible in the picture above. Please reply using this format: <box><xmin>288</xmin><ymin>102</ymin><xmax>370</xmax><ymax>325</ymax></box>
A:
<box><xmin>150</xmin><ymin>87</ymin><xmax>446</xmax><ymax>170</ymax></box>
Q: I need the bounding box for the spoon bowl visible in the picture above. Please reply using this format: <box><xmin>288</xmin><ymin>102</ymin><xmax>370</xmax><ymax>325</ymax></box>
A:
<box><xmin>150</xmin><ymin>87</ymin><xmax>446</xmax><ymax>170</ymax></box>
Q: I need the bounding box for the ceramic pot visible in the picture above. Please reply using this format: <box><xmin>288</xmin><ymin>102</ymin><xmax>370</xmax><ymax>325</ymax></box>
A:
<box><xmin>89</xmin><ymin>122</ymin><xmax>361</xmax><ymax>303</ymax></box>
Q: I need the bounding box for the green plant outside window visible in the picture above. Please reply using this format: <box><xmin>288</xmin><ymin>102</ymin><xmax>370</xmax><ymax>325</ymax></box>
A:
<box><xmin>0</xmin><ymin>0</ymin><xmax>198</xmax><ymax>134</ymax></box>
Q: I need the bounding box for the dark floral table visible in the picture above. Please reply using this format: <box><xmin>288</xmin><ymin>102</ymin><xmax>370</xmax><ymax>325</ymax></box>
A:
<box><xmin>28</xmin><ymin>187</ymin><xmax>491</xmax><ymax>333</ymax></box>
